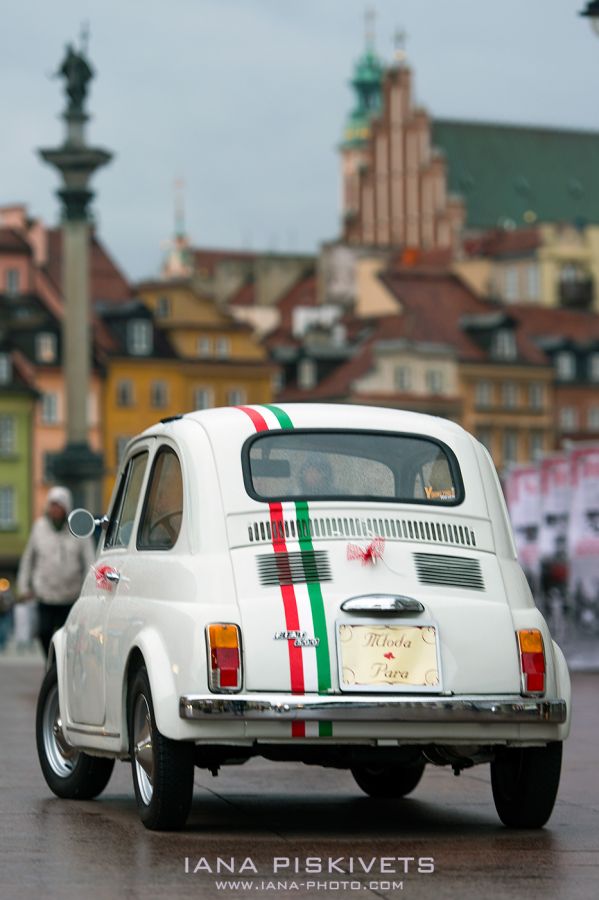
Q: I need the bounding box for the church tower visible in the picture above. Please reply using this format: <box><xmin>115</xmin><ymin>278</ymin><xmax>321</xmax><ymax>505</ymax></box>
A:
<box><xmin>339</xmin><ymin>11</ymin><xmax>384</xmax><ymax>232</ymax></box>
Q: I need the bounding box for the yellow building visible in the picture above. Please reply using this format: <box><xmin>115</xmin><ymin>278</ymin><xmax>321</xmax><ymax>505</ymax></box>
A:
<box><xmin>455</xmin><ymin>224</ymin><xmax>599</xmax><ymax>312</ymax></box>
<box><xmin>99</xmin><ymin>292</ymin><xmax>275</xmax><ymax>506</ymax></box>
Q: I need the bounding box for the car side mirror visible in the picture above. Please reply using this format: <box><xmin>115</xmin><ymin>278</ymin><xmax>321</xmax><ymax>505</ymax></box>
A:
<box><xmin>68</xmin><ymin>508</ymin><xmax>103</xmax><ymax>539</ymax></box>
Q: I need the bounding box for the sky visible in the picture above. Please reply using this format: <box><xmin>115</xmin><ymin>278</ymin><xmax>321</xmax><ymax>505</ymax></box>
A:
<box><xmin>2</xmin><ymin>0</ymin><xmax>599</xmax><ymax>282</ymax></box>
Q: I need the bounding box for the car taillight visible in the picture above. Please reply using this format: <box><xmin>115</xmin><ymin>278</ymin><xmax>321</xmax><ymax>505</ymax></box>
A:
<box><xmin>517</xmin><ymin>629</ymin><xmax>545</xmax><ymax>695</ymax></box>
<box><xmin>206</xmin><ymin>624</ymin><xmax>242</xmax><ymax>692</ymax></box>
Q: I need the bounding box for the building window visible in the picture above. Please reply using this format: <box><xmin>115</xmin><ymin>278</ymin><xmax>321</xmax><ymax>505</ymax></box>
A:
<box><xmin>526</xmin><ymin>264</ymin><xmax>539</xmax><ymax>302</ymax></box>
<box><xmin>156</xmin><ymin>296</ymin><xmax>171</xmax><ymax>318</ymax></box>
<box><xmin>502</xmin><ymin>429</ymin><xmax>518</xmax><ymax>466</ymax></box>
<box><xmin>505</xmin><ymin>267</ymin><xmax>519</xmax><ymax>302</ymax></box>
<box><xmin>215</xmin><ymin>337</ymin><xmax>231</xmax><ymax>358</ymax></box>
<box><xmin>298</xmin><ymin>358</ymin><xmax>317</xmax><ymax>390</ymax></box>
<box><xmin>528</xmin><ymin>382</ymin><xmax>544</xmax><ymax>410</ymax></box>
<box><xmin>150</xmin><ymin>381</ymin><xmax>169</xmax><ymax>408</ymax></box>
<box><xmin>127</xmin><ymin>319</ymin><xmax>153</xmax><ymax>356</ymax></box>
<box><xmin>426</xmin><ymin>369</ymin><xmax>444</xmax><ymax>394</ymax></box>
<box><xmin>0</xmin><ymin>415</ymin><xmax>16</xmax><ymax>455</ymax></box>
<box><xmin>41</xmin><ymin>393</ymin><xmax>59</xmax><ymax>424</ymax></box>
<box><xmin>475</xmin><ymin>380</ymin><xmax>493</xmax><ymax>408</ymax></box>
<box><xmin>529</xmin><ymin>430</ymin><xmax>544</xmax><ymax>460</ymax></box>
<box><xmin>193</xmin><ymin>387</ymin><xmax>213</xmax><ymax>410</ymax></box>
<box><xmin>197</xmin><ymin>337</ymin><xmax>212</xmax><ymax>357</ymax></box>
<box><xmin>35</xmin><ymin>332</ymin><xmax>57</xmax><ymax>364</ymax></box>
<box><xmin>5</xmin><ymin>268</ymin><xmax>20</xmax><ymax>295</ymax></box>
<box><xmin>502</xmin><ymin>382</ymin><xmax>518</xmax><ymax>409</ymax></box>
<box><xmin>559</xmin><ymin>406</ymin><xmax>578</xmax><ymax>432</ymax></box>
<box><xmin>0</xmin><ymin>486</ymin><xmax>15</xmax><ymax>529</ymax></box>
<box><xmin>115</xmin><ymin>437</ymin><xmax>131</xmax><ymax>465</ymax></box>
<box><xmin>588</xmin><ymin>407</ymin><xmax>599</xmax><ymax>430</ymax></box>
<box><xmin>588</xmin><ymin>352</ymin><xmax>599</xmax><ymax>382</ymax></box>
<box><xmin>272</xmin><ymin>371</ymin><xmax>284</xmax><ymax>394</ymax></box>
<box><xmin>476</xmin><ymin>427</ymin><xmax>493</xmax><ymax>454</ymax></box>
<box><xmin>0</xmin><ymin>353</ymin><xmax>11</xmax><ymax>384</ymax></box>
<box><xmin>555</xmin><ymin>351</ymin><xmax>576</xmax><ymax>381</ymax></box>
<box><xmin>394</xmin><ymin>365</ymin><xmax>412</xmax><ymax>391</ymax></box>
<box><xmin>492</xmin><ymin>329</ymin><xmax>517</xmax><ymax>360</ymax></box>
<box><xmin>227</xmin><ymin>388</ymin><xmax>247</xmax><ymax>406</ymax></box>
<box><xmin>116</xmin><ymin>380</ymin><xmax>135</xmax><ymax>407</ymax></box>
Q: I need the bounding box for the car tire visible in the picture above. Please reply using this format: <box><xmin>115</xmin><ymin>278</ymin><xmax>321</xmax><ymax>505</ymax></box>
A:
<box><xmin>128</xmin><ymin>664</ymin><xmax>194</xmax><ymax>831</ymax></box>
<box><xmin>36</xmin><ymin>664</ymin><xmax>115</xmax><ymax>800</ymax></box>
<box><xmin>351</xmin><ymin>761</ymin><xmax>426</xmax><ymax>798</ymax></box>
<box><xmin>490</xmin><ymin>741</ymin><xmax>562</xmax><ymax>829</ymax></box>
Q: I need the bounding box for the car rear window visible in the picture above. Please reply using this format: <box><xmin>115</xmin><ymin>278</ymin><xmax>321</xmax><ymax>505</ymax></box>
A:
<box><xmin>243</xmin><ymin>430</ymin><xmax>463</xmax><ymax>505</ymax></box>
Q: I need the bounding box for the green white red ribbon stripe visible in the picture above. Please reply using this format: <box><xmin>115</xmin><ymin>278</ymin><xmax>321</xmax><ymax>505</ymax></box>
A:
<box><xmin>238</xmin><ymin>404</ymin><xmax>333</xmax><ymax>738</ymax></box>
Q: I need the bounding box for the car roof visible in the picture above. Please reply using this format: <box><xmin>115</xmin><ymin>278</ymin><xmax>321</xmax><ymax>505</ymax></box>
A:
<box><xmin>142</xmin><ymin>403</ymin><xmax>468</xmax><ymax>442</ymax></box>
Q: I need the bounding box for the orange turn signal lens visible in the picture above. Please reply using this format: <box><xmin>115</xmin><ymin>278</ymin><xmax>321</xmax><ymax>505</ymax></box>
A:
<box><xmin>208</xmin><ymin>624</ymin><xmax>239</xmax><ymax>649</ymax></box>
<box><xmin>206</xmin><ymin>624</ymin><xmax>242</xmax><ymax>692</ymax></box>
<box><xmin>518</xmin><ymin>629</ymin><xmax>544</xmax><ymax>654</ymax></box>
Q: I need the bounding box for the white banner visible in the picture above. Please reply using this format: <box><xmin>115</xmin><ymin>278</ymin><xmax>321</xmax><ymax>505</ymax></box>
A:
<box><xmin>567</xmin><ymin>445</ymin><xmax>599</xmax><ymax>608</ymax></box>
<box><xmin>505</xmin><ymin>464</ymin><xmax>541</xmax><ymax>580</ymax></box>
<box><xmin>538</xmin><ymin>454</ymin><xmax>570</xmax><ymax>560</ymax></box>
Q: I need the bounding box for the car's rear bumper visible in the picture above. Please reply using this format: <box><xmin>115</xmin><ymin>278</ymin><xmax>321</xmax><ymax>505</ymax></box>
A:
<box><xmin>179</xmin><ymin>693</ymin><xmax>566</xmax><ymax>724</ymax></box>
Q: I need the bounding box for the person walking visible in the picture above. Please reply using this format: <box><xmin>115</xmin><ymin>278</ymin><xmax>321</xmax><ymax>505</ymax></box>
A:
<box><xmin>16</xmin><ymin>486</ymin><xmax>95</xmax><ymax>657</ymax></box>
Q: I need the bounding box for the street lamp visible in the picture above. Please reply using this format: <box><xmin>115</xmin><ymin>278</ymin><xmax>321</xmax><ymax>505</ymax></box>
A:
<box><xmin>580</xmin><ymin>1</ymin><xmax>599</xmax><ymax>37</ymax></box>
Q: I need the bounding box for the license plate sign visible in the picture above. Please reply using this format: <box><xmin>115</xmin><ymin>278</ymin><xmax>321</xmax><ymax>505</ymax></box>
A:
<box><xmin>338</xmin><ymin>624</ymin><xmax>440</xmax><ymax>691</ymax></box>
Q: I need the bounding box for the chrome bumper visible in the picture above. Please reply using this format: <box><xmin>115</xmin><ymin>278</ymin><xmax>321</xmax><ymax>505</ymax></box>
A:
<box><xmin>179</xmin><ymin>693</ymin><xmax>567</xmax><ymax>724</ymax></box>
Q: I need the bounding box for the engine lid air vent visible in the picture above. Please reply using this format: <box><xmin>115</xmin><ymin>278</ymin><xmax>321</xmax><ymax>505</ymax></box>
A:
<box><xmin>257</xmin><ymin>550</ymin><xmax>332</xmax><ymax>587</ymax></box>
<box><xmin>414</xmin><ymin>552</ymin><xmax>484</xmax><ymax>591</ymax></box>
<box><xmin>247</xmin><ymin>515</ymin><xmax>476</xmax><ymax>549</ymax></box>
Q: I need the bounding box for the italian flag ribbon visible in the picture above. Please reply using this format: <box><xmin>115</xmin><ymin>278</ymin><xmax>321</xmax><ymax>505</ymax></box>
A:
<box><xmin>238</xmin><ymin>405</ymin><xmax>333</xmax><ymax>738</ymax></box>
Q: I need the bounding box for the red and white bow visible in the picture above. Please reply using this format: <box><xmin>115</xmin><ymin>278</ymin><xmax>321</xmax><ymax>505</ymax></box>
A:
<box><xmin>347</xmin><ymin>536</ymin><xmax>385</xmax><ymax>565</ymax></box>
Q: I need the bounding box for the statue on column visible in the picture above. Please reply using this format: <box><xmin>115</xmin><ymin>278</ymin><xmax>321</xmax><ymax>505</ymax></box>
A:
<box><xmin>56</xmin><ymin>43</ymin><xmax>93</xmax><ymax>116</ymax></box>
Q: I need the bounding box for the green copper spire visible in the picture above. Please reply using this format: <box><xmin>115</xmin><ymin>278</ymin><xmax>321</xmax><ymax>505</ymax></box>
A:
<box><xmin>341</xmin><ymin>11</ymin><xmax>384</xmax><ymax>150</ymax></box>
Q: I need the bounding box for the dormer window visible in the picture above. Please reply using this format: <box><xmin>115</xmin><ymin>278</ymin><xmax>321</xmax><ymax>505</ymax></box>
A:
<box><xmin>35</xmin><ymin>332</ymin><xmax>57</xmax><ymax>364</ymax></box>
<box><xmin>492</xmin><ymin>329</ymin><xmax>517</xmax><ymax>360</ymax></box>
<box><xmin>128</xmin><ymin>319</ymin><xmax>153</xmax><ymax>356</ymax></box>
<box><xmin>555</xmin><ymin>351</ymin><xmax>575</xmax><ymax>381</ymax></box>
<box><xmin>298</xmin><ymin>358</ymin><xmax>317</xmax><ymax>390</ymax></box>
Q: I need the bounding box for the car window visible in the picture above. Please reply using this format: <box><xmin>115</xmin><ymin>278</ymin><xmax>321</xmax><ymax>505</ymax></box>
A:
<box><xmin>104</xmin><ymin>452</ymin><xmax>149</xmax><ymax>549</ymax></box>
<box><xmin>137</xmin><ymin>447</ymin><xmax>184</xmax><ymax>550</ymax></box>
<box><xmin>244</xmin><ymin>430</ymin><xmax>463</xmax><ymax>505</ymax></box>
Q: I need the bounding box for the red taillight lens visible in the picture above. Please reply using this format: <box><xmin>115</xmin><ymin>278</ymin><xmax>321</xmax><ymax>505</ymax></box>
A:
<box><xmin>517</xmin><ymin>629</ymin><xmax>546</xmax><ymax>695</ymax></box>
<box><xmin>207</xmin><ymin>624</ymin><xmax>242</xmax><ymax>692</ymax></box>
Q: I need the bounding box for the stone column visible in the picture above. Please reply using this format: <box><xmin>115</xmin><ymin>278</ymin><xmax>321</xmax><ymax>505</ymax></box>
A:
<box><xmin>38</xmin><ymin>44</ymin><xmax>113</xmax><ymax>511</ymax></box>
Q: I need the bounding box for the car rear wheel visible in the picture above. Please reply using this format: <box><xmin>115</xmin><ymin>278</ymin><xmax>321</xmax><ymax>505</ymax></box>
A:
<box><xmin>128</xmin><ymin>664</ymin><xmax>194</xmax><ymax>830</ymax></box>
<box><xmin>491</xmin><ymin>742</ymin><xmax>562</xmax><ymax>828</ymax></box>
<box><xmin>351</xmin><ymin>761</ymin><xmax>425</xmax><ymax>798</ymax></box>
<box><xmin>36</xmin><ymin>664</ymin><xmax>115</xmax><ymax>799</ymax></box>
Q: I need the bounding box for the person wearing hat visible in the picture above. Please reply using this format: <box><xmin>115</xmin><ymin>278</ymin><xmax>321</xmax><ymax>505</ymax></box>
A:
<box><xmin>16</xmin><ymin>486</ymin><xmax>95</xmax><ymax>658</ymax></box>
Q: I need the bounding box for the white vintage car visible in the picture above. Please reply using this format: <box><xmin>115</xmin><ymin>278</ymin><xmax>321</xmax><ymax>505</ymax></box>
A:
<box><xmin>36</xmin><ymin>404</ymin><xmax>570</xmax><ymax>830</ymax></box>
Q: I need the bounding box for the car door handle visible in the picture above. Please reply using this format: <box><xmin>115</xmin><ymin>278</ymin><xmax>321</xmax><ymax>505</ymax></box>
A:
<box><xmin>104</xmin><ymin>569</ymin><xmax>121</xmax><ymax>584</ymax></box>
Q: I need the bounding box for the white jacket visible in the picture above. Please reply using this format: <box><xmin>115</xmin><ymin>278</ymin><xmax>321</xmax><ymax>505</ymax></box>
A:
<box><xmin>17</xmin><ymin>516</ymin><xmax>95</xmax><ymax>605</ymax></box>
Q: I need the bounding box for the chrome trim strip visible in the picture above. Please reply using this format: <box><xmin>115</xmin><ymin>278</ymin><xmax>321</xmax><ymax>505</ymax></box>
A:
<box><xmin>179</xmin><ymin>694</ymin><xmax>566</xmax><ymax>724</ymax></box>
<box><xmin>67</xmin><ymin>725</ymin><xmax>120</xmax><ymax>739</ymax></box>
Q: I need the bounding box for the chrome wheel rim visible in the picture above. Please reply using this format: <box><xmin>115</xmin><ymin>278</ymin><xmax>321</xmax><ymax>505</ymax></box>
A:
<box><xmin>133</xmin><ymin>694</ymin><xmax>154</xmax><ymax>806</ymax></box>
<box><xmin>43</xmin><ymin>683</ymin><xmax>79</xmax><ymax>777</ymax></box>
